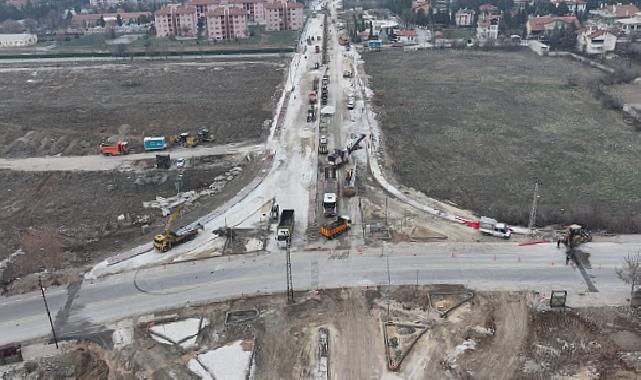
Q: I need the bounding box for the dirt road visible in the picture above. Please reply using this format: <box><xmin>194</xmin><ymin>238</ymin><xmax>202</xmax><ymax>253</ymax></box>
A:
<box><xmin>0</xmin><ymin>142</ymin><xmax>264</xmax><ymax>171</ymax></box>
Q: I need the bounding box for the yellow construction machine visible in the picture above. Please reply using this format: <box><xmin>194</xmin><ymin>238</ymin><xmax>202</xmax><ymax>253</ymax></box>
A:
<box><xmin>153</xmin><ymin>208</ymin><xmax>202</xmax><ymax>252</ymax></box>
<box><xmin>561</xmin><ymin>224</ymin><xmax>592</xmax><ymax>250</ymax></box>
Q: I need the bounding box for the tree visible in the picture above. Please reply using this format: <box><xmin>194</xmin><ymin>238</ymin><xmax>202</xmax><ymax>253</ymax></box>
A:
<box><xmin>616</xmin><ymin>252</ymin><xmax>641</xmax><ymax>307</ymax></box>
<box><xmin>552</xmin><ymin>1</ymin><xmax>570</xmax><ymax>15</ymax></box>
<box><xmin>23</xmin><ymin>18</ymin><xmax>37</xmax><ymax>33</ymax></box>
<box><xmin>368</xmin><ymin>21</ymin><xmax>374</xmax><ymax>39</ymax></box>
<box><xmin>0</xmin><ymin>19</ymin><xmax>23</xmax><ymax>33</ymax></box>
<box><xmin>197</xmin><ymin>16</ymin><xmax>205</xmax><ymax>40</ymax></box>
<box><xmin>416</xmin><ymin>8</ymin><xmax>427</xmax><ymax>26</ymax></box>
<box><xmin>116</xmin><ymin>13</ymin><xmax>122</xmax><ymax>26</ymax></box>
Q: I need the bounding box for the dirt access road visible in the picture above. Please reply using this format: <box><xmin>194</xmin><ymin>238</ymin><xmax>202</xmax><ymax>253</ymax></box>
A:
<box><xmin>0</xmin><ymin>142</ymin><xmax>264</xmax><ymax>171</ymax></box>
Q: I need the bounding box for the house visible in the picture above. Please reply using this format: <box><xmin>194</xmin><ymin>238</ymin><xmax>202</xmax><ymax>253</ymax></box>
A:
<box><xmin>264</xmin><ymin>1</ymin><xmax>304</xmax><ymax>31</ymax></box>
<box><xmin>206</xmin><ymin>7</ymin><xmax>248</xmax><ymax>40</ymax></box>
<box><xmin>0</xmin><ymin>34</ymin><xmax>37</xmax><ymax>48</ymax></box>
<box><xmin>455</xmin><ymin>8</ymin><xmax>475</xmax><ymax>27</ymax></box>
<box><xmin>615</xmin><ymin>15</ymin><xmax>641</xmax><ymax>34</ymax></box>
<box><xmin>477</xmin><ymin>16</ymin><xmax>500</xmax><ymax>40</ymax></box>
<box><xmin>395</xmin><ymin>29</ymin><xmax>417</xmax><ymax>43</ymax></box>
<box><xmin>478</xmin><ymin>3</ymin><xmax>499</xmax><ymax>22</ymax></box>
<box><xmin>550</xmin><ymin>0</ymin><xmax>586</xmax><ymax>14</ymax></box>
<box><xmin>526</xmin><ymin>15</ymin><xmax>580</xmax><ymax>38</ymax></box>
<box><xmin>589</xmin><ymin>3</ymin><xmax>639</xmax><ymax>25</ymax></box>
<box><xmin>577</xmin><ymin>27</ymin><xmax>617</xmax><ymax>54</ymax></box>
<box><xmin>412</xmin><ymin>0</ymin><xmax>431</xmax><ymax>14</ymax></box>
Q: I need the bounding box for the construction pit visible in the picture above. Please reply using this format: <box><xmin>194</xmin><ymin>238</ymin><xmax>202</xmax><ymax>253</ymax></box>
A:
<box><xmin>3</xmin><ymin>286</ymin><xmax>640</xmax><ymax>379</ymax></box>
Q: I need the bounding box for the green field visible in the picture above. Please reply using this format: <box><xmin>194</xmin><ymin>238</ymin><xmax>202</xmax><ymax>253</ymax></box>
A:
<box><xmin>365</xmin><ymin>49</ymin><xmax>641</xmax><ymax>232</ymax></box>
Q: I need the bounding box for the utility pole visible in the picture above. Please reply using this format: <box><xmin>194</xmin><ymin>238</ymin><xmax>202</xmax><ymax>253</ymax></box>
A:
<box><xmin>386</xmin><ymin>257</ymin><xmax>391</xmax><ymax>321</ymax></box>
<box><xmin>38</xmin><ymin>275</ymin><xmax>59</xmax><ymax>349</ymax></box>
<box><xmin>528</xmin><ymin>181</ymin><xmax>540</xmax><ymax>238</ymax></box>
<box><xmin>286</xmin><ymin>247</ymin><xmax>294</xmax><ymax>303</ymax></box>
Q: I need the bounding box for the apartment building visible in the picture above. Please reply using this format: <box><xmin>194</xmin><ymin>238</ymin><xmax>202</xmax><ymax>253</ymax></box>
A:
<box><xmin>265</xmin><ymin>1</ymin><xmax>304</xmax><ymax>31</ymax></box>
<box><xmin>189</xmin><ymin>0</ymin><xmax>266</xmax><ymax>25</ymax></box>
<box><xmin>155</xmin><ymin>5</ymin><xmax>199</xmax><ymax>37</ymax></box>
<box><xmin>207</xmin><ymin>7</ymin><xmax>248</xmax><ymax>40</ymax></box>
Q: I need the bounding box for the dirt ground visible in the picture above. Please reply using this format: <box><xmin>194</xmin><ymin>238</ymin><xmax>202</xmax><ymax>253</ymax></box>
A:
<box><xmin>0</xmin><ymin>58</ymin><xmax>285</xmax><ymax>158</ymax></box>
<box><xmin>0</xmin><ymin>152</ymin><xmax>264</xmax><ymax>292</ymax></box>
<box><xmin>364</xmin><ymin>49</ymin><xmax>641</xmax><ymax>233</ymax></box>
<box><xmin>5</xmin><ymin>286</ymin><xmax>641</xmax><ymax>379</ymax></box>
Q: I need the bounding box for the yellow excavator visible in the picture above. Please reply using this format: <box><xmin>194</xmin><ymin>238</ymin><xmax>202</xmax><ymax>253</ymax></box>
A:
<box><xmin>153</xmin><ymin>208</ymin><xmax>202</xmax><ymax>252</ymax></box>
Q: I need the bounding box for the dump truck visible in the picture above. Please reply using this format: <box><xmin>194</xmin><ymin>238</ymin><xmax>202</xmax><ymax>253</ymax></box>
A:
<box><xmin>319</xmin><ymin>135</ymin><xmax>328</xmax><ymax>154</ymax></box>
<box><xmin>153</xmin><ymin>208</ymin><xmax>202</xmax><ymax>252</ymax></box>
<box><xmin>323</xmin><ymin>166</ymin><xmax>338</xmax><ymax>217</ymax></box>
<box><xmin>479</xmin><ymin>216</ymin><xmax>512</xmax><ymax>239</ymax></box>
<box><xmin>276</xmin><ymin>209</ymin><xmax>295</xmax><ymax>249</ymax></box>
<box><xmin>99</xmin><ymin>142</ymin><xmax>129</xmax><ymax>156</ymax></box>
<box><xmin>320</xmin><ymin>216</ymin><xmax>351</xmax><ymax>239</ymax></box>
<box><xmin>342</xmin><ymin>61</ymin><xmax>353</xmax><ymax>78</ymax></box>
<box><xmin>144</xmin><ymin>137</ymin><xmax>168</xmax><ymax>151</ymax></box>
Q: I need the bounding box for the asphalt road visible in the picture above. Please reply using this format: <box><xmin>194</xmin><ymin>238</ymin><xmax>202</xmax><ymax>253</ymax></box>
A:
<box><xmin>0</xmin><ymin>240</ymin><xmax>638</xmax><ymax>345</ymax></box>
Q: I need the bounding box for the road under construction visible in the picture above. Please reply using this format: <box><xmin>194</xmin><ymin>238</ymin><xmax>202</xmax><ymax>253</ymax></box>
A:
<box><xmin>1</xmin><ymin>1</ymin><xmax>641</xmax><ymax>377</ymax></box>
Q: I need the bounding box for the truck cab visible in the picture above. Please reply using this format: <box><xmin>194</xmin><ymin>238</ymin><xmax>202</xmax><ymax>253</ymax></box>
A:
<box><xmin>323</xmin><ymin>193</ymin><xmax>337</xmax><ymax>217</ymax></box>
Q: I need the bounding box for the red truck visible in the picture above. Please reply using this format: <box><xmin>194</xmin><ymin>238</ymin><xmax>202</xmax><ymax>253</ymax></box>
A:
<box><xmin>315</xmin><ymin>45</ymin><xmax>320</xmax><ymax>53</ymax></box>
<box><xmin>99</xmin><ymin>142</ymin><xmax>129</xmax><ymax>156</ymax></box>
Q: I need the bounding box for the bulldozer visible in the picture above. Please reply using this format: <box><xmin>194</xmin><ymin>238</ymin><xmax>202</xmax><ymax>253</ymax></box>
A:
<box><xmin>561</xmin><ymin>224</ymin><xmax>592</xmax><ymax>251</ymax></box>
<box><xmin>153</xmin><ymin>208</ymin><xmax>202</xmax><ymax>252</ymax></box>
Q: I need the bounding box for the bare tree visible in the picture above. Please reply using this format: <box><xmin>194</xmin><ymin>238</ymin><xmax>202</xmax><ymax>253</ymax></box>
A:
<box><xmin>616</xmin><ymin>251</ymin><xmax>641</xmax><ymax>306</ymax></box>
<box><xmin>0</xmin><ymin>20</ymin><xmax>23</xmax><ymax>34</ymax></box>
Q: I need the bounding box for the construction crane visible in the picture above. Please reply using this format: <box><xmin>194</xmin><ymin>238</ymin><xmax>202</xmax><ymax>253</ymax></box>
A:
<box><xmin>153</xmin><ymin>207</ymin><xmax>202</xmax><ymax>252</ymax></box>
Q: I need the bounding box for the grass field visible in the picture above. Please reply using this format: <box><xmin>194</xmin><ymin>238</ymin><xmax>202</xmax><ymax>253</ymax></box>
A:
<box><xmin>365</xmin><ymin>49</ymin><xmax>641</xmax><ymax>232</ymax></box>
<box><xmin>0</xmin><ymin>59</ymin><xmax>285</xmax><ymax>157</ymax></box>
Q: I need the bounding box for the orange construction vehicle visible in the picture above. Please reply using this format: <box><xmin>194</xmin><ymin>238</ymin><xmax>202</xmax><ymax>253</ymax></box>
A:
<box><xmin>320</xmin><ymin>216</ymin><xmax>351</xmax><ymax>240</ymax></box>
<box><xmin>99</xmin><ymin>142</ymin><xmax>129</xmax><ymax>156</ymax></box>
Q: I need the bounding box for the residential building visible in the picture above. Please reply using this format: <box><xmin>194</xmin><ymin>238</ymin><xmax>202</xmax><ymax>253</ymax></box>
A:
<box><xmin>155</xmin><ymin>4</ymin><xmax>198</xmax><ymax>37</ymax></box>
<box><xmin>577</xmin><ymin>27</ymin><xmax>617</xmax><ymax>53</ymax></box>
<box><xmin>455</xmin><ymin>8</ymin><xmax>475</xmax><ymax>26</ymax></box>
<box><xmin>550</xmin><ymin>0</ymin><xmax>586</xmax><ymax>14</ymax></box>
<box><xmin>0</xmin><ymin>34</ymin><xmax>37</xmax><ymax>48</ymax></box>
<box><xmin>477</xmin><ymin>16</ymin><xmax>500</xmax><ymax>40</ymax></box>
<box><xmin>412</xmin><ymin>0</ymin><xmax>431</xmax><ymax>14</ymax></box>
<box><xmin>616</xmin><ymin>15</ymin><xmax>641</xmax><ymax>35</ymax></box>
<box><xmin>206</xmin><ymin>7</ymin><xmax>248</xmax><ymax>39</ymax></box>
<box><xmin>589</xmin><ymin>3</ymin><xmax>639</xmax><ymax>25</ymax></box>
<box><xmin>89</xmin><ymin>0</ymin><xmax>121</xmax><ymax>7</ymax></box>
<box><xmin>264</xmin><ymin>1</ymin><xmax>304</xmax><ymax>31</ymax></box>
<box><xmin>526</xmin><ymin>15</ymin><xmax>580</xmax><ymax>38</ymax></box>
<box><xmin>478</xmin><ymin>3</ymin><xmax>499</xmax><ymax>22</ymax></box>
<box><xmin>71</xmin><ymin>12</ymin><xmax>151</xmax><ymax>28</ymax></box>
<box><xmin>395</xmin><ymin>29</ymin><xmax>417</xmax><ymax>42</ymax></box>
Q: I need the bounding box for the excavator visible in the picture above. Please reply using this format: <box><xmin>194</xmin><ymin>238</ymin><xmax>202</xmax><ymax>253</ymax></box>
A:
<box><xmin>561</xmin><ymin>224</ymin><xmax>592</xmax><ymax>251</ymax></box>
<box><xmin>153</xmin><ymin>208</ymin><xmax>202</xmax><ymax>252</ymax></box>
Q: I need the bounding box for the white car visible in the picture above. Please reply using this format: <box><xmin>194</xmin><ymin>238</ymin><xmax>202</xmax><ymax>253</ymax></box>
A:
<box><xmin>175</xmin><ymin>158</ymin><xmax>186</xmax><ymax>168</ymax></box>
